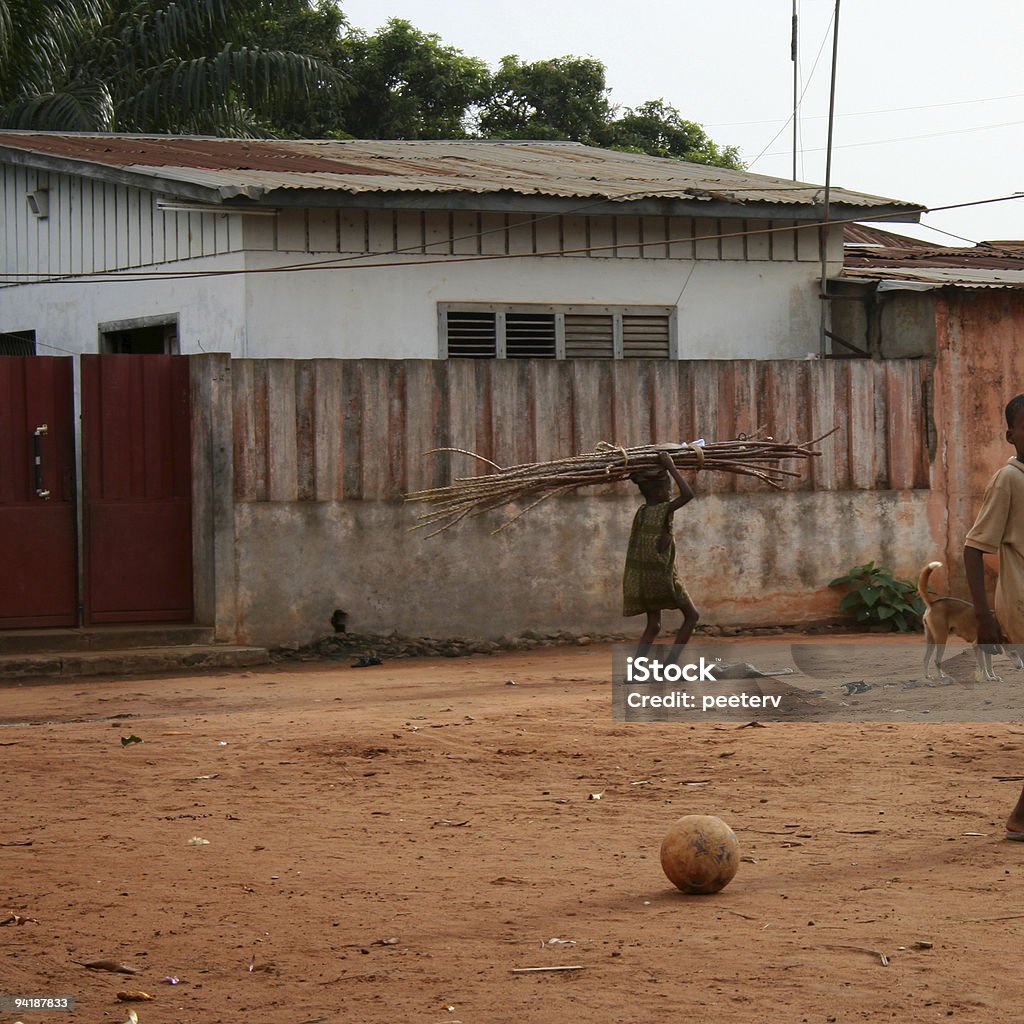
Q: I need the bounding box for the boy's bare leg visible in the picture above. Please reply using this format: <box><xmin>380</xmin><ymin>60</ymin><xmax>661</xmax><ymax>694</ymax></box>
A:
<box><xmin>1007</xmin><ymin>786</ymin><xmax>1024</xmax><ymax>835</ymax></box>
<box><xmin>665</xmin><ymin>598</ymin><xmax>700</xmax><ymax>664</ymax></box>
<box><xmin>636</xmin><ymin>611</ymin><xmax>661</xmax><ymax>658</ymax></box>
<box><xmin>673</xmin><ymin>597</ymin><xmax>700</xmax><ymax>648</ymax></box>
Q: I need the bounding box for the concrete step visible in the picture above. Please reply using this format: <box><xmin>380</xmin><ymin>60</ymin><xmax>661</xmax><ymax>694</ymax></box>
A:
<box><xmin>0</xmin><ymin>644</ymin><xmax>269</xmax><ymax>681</ymax></box>
<box><xmin>0</xmin><ymin>625</ymin><xmax>216</xmax><ymax>656</ymax></box>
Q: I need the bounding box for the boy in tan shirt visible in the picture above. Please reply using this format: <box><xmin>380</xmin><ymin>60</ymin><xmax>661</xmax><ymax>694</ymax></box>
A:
<box><xmin>964</xmin><ymin>392</ymin><xmax>1024</xmax><ymax>838</ymax></box>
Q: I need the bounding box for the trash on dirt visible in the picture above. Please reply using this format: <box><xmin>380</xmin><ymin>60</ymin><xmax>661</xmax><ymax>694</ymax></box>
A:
<box><xmin>352</xmin><ymin>656</ymin><xmax>383</xmax><ymax>668</ymax></box>
<box><xmin>505</xmin><ymin>679</ymin><xmax>517</xmax><ymax>686</ymax></box>
<box><xmin>588</xmin><ymin>792</ymin><xmax>604</xmax><ymax>801</ymax></box>
<box><xmin>913</xmin><ymin>941</ymin><xmax>934</xmax><ymax>950</ymax></box>
<box><xmin>545</xmin><ymin>938</ymin><xmax>576</xmax><ymax>946</ymax></box>
<box><xmin>824</xmin><ymin>944</ymin><xmax>889</xmax><ymax>966</ymax></box>
<box><xmin>432</xmin><ymin>819</ymin><xmax>470</xmax><ymax>828</ymax></box>
<box><xmin>116</xmin><ymin>991</ymin><xmax>155</xmax><ymax>1002</ymax></box>
<box><xmin>0</xmin><ymin>913</ymin><xmax>38</xmax><ymax>929</ymax></box>
<box><xmin>77</xmin><ymin>959</ymin><xmax>138</xmax><ymax>974</ymax></box>
<box><xmin>842</xmin><ymin>681</ymin><xmax>873</xmax><ymax>695</ymax></box>
<box><xmin>120</xmin><ymin>735</ymin><xmax>143</xmax><ymax>746</ymax></box>
<box><xmin>160</xmin><ymin>976</ymin><xmax>179</xmax><ymax>985</ymax></box>
<box><xmin>709</xmin><ymin>662</ymin><xmax>794</xmax><ymax>680</ymax></box>
<box><xmin>194</xmin><ymin>775</ymin><xmax>219</xmax><ymax>780</ymax></box>
<box><xmin>120</xmin><ymin>1011</ymin><xmax>139</xmax><ymax>1024</ymax></box>
<box><xmin>373</xmin><ymin>937</ymin><xmax>399</xmax><ymax>946</ymax></box>
<box><xmin>511</xmin><ymin>965</ymin><xmax>585</xmax><ymax>974</ymax></box>
<box><xmin>0</xmin><ymin>913</ymin><xmax>38</xmax><ymax>925</ymax></box>
<box><xmin>187</xmin><ymin>836</ymin><xmax>211</xmax><ymax>846</ymax></box>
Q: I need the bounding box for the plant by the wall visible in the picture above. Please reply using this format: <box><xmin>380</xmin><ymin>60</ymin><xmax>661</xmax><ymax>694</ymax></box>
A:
<box><xmin>828</xmin><ymin>561</ymin><xmax>925</xmax><ymax>632</ymax></box>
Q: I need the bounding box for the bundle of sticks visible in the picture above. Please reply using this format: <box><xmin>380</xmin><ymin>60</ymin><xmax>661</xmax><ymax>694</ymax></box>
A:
<box><xmin>405</xmin><ymin>431</ymin><xmax>831</xmax><ymax>537</ymax></box>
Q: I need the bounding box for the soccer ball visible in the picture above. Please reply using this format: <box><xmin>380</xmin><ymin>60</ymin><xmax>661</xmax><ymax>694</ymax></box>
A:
<box><xmin>660</xmin><ymin>814</ymin><xmax>740</xmax><ymax>894</ymax></box>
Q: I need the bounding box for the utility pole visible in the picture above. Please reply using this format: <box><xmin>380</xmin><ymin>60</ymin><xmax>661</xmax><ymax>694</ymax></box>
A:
<box><xmin>791</xmin><ymin>0</ymin><xmax>798</xmax><ymax>181</ymax></box>
<box><xmin>818</xmin><ymin>0</ymin><xmax>840</xmax><ymax>358</ymax></box>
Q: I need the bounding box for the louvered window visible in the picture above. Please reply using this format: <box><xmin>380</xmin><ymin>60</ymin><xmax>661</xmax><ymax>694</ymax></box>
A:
<box><xmin>445</xmin><ymin>311</ymin><xmax>497</xmax><ymax>358</ymax></box>
<box><xmin>622</xmin><ymin>315</ymin><xmax>671</xmax><ymax>358</ymax></box>
<box><xmin>564</xmin><ymin>314</ymin><xmax>614</xmax><ymax>358</ymax></box>
<box><xmin>506</xmin><ymin>313</ymin><xmax>556</xmax><ymax>358</ymax></box>
<box><xmin>441</xmin><ymin>305</ymin><xmax>673</xmax><ymax>359</ymax></box>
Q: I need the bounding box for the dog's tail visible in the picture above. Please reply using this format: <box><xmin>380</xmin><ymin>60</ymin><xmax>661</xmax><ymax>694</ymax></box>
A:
<box><xmin>918</xmin><ymin>561</ymin><xmax>943</xmax><ymax>608</ymax></box>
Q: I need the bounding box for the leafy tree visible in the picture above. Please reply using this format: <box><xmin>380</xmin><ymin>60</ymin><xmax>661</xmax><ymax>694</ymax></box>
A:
<box><xmin>478</xmin><ymin>55</ymin><xmax>610</xmax><ymax>144</ymax></box>
<box><xmin>238</xmin><ymin>0</ymin><xmax>352</xmax><ymax>138</ymax></box>
<box><xmin>603</xmin><ymin>99</ymin><xmax>744</xmax><ymax>169</ymax></box>
<box><xmin>339</xmin><ymin>19</ymin><xmax>490</xmax><ymax>139</ymax></box>
<box><xmin>0</xmin><ymin>0</ymin><xmax>344</xmax><ymax>136</ymax></box>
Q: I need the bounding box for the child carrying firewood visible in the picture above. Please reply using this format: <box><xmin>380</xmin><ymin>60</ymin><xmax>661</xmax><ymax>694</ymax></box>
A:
<box><xmin>623</xmin><ymin>450</ymin><xmax>700</xmax><ymax>653</ymax></box>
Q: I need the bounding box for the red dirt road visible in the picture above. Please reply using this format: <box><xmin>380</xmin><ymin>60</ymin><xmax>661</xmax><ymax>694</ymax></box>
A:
<box><xmin>3</xmin><ymin>640</ymin><xmax>1024</xmax><ymax>1023</ymax></box>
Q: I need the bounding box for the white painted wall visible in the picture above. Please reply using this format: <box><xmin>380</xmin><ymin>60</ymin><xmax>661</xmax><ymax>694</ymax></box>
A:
<box><xmin>0</xmin><ymin>253</ymin><xmax>248</xmax><ymax>357</ymax></box>
<box><xmin>240</xmin><ymin>250</ymin><xmax>828</xmax><ymax>360</ymax></box>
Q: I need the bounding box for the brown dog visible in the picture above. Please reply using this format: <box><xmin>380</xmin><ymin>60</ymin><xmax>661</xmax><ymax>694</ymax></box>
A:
<box><xmin>918</xmin><ymin>561</ymin><xmax>1024</xmax><ymax>682</ymax></box>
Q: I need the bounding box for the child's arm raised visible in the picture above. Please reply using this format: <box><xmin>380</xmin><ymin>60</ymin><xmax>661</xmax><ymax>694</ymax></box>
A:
<box><xmin>657</xmin><ymin>451</ymin><xmax>695</xmax><ymax>512</ymax></box>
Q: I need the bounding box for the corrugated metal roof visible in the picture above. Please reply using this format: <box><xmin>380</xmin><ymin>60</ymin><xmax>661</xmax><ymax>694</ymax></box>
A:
<box><xmin>0</xmin><ymin>132</ymin><xmax>920</xmax><ymax>213</ymax></box>
<box><xmin>841</xmin><ymin>265</ymin><xmax>1024</xmax><ymax>290</ymax></box>
<box><xmin>844</xmin><ymin>223</ymin><xmax>933</xmax><ymax>247</ymax></box>
<box><xmin>842</xmin><ymin>223</ymin><xmax>1024</xmax><ymax>288</ymax></box>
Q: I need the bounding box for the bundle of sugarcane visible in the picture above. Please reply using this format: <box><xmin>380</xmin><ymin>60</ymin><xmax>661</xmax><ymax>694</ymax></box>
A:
<box><xmin>405</xmin><ymin>430</ymin><xmax>832</xmax><ymax>537</ymax></box>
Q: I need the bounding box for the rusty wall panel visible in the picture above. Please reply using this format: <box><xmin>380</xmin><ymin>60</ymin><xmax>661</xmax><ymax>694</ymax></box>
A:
<box><xmin>267</xmin><ymin>360</ymin><xmax>298</xmax><ymax>502</ymax></box>
<box><xmin>312</xmin><ymin>360</ymin><xmax>344</xmax><ymax>501</ymax></box>
<box><xmin>230</xmin><ymin>357</ymin><xmax>929</xmax><ymax>503</ymax></box>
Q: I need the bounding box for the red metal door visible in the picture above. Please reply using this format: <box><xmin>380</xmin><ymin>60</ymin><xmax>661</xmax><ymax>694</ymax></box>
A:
<box><xmin>81</xmin><ymin>355</ymin><xmax>193</xmax><ymax>624</ymax></box>
<box><xmin>0</xmin><ymin>357</ymin><xmax>78</xmax><ymax>628</ymax></box>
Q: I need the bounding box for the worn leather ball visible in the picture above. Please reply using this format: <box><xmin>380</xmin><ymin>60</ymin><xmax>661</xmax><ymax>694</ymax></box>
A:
<box><xmin>660</xmin><ymin>814</ymin><xmax>740</xmax><ymax>894</ymax></box>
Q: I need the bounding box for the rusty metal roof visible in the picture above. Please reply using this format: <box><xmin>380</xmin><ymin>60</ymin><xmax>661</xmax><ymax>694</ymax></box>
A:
<box><xmin>0</xmin><ymin>132</ymin><xmax>921</xmax><ymax>216</ymax></box>
<box><xmin>843</xmin><ymin>223</ymin><xmax>934</xmax><ymax>248</ymax></box>
<box><xmin>842</xmin><ymin>222</ymin><xmax>1024</xmax><ymax>288</ymax></box>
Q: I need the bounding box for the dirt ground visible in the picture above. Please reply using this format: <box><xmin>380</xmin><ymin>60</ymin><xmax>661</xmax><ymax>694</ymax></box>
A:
<box><xmin>4</xmin><ymin>637</ymin><xmax>1024</xmax><ymax>1024</ymax></box>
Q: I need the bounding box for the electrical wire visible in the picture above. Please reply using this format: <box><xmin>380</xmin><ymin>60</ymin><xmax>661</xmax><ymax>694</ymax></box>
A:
<box><xmin>709</xmin><ymin>91</ymin><xmax>1024</xmax><ymax>128</ymax></box>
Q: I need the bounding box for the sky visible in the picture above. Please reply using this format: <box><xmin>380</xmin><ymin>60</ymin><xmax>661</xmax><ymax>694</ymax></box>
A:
<box><xmin>336</xmin><ymin>0</ymin><xmax>1024</xmax><ymax>246</ymax></box>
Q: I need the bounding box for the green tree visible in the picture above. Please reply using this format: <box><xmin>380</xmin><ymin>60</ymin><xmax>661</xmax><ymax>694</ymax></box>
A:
<box><xmin>603</xmin><ymin>99</ymin><xmax>744</xmax><ymax>169</ymax></box>
<box><xmin>0</xmin><ymin>0</ymin><xmax>344</xmax><ymax>135</ymax></box>
<box><xmin>238</xmin><ymin>0</ymin><xmax>352</xmax><ymax>138</ymax></box>
<box><xmin>478</xmin><ymin>55</ymin><xmax>610</xmax><ymax>144</ymax></box>
<box><xmin>340</xmin><ymin>19</ymin><xmax>490</xmax><ymax>139</ymax></box>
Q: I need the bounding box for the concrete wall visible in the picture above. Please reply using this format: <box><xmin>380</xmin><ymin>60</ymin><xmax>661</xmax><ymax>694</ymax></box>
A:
<box><xmin>196</xmin><ymin>356</ymin><xmax>936</xmax><ymax>646</ymax></box>
<box><xmin>232</xmin><ymin>490</ymin><xmax>934</xmax><ymax>645</ymax></box>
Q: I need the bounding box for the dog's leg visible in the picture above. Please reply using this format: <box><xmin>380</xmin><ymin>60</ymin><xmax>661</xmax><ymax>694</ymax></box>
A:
<box><xmin>974</xmin><ymin>645</ymin><xmax>1001</xmax><ymax>683</ymax></box>
<box><xmin>923</xmin><ymin>621</ymin><xmax>938</xmax><ymax>680</ymax></box>
<box><xmin>934</xmin><ymin>640</ymin><xmax>955</xmax><ymax>684</ymax></box>
<box><xmin>1009</xmin><ymin>644</ymin><xmax>1024</xmax><ymax>671</ymax></box>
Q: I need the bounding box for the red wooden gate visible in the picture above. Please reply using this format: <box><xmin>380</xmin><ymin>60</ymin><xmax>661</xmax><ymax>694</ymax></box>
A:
<box><xmin>81</xmin><ymin>355</ymin><xmax>193</xmax><ymax>624</ymax></box>
<box><xmin>0</xmin><ymin>357</ymin><xmax>78</xmax><ymax>628</ymax></box>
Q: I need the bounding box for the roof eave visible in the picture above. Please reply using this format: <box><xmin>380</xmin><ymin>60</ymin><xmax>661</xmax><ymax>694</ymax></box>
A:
<box><xmin>0</xmin><ymin>144</ymin><xmax>921</xmax><ymax>223</ymax></box>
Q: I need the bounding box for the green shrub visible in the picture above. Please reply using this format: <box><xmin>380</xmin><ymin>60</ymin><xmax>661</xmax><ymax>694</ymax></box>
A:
<box><xmin>828</xmin><ymin>561</ymin><xmax>925</xmax><ymax>632</ymax></box>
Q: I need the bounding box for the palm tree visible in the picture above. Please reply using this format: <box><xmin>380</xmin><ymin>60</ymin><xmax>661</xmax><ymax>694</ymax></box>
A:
<box><xmin>0</xmin><ymin>0</ymin><xmax>345</xmax><ymax>136</ymax></box>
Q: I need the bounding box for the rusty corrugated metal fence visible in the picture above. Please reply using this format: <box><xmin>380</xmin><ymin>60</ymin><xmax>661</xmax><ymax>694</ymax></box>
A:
<box><xmin>230</xmin><ymin>358</ymin><xmax>931</xmax><ymax>503</ymax></box>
